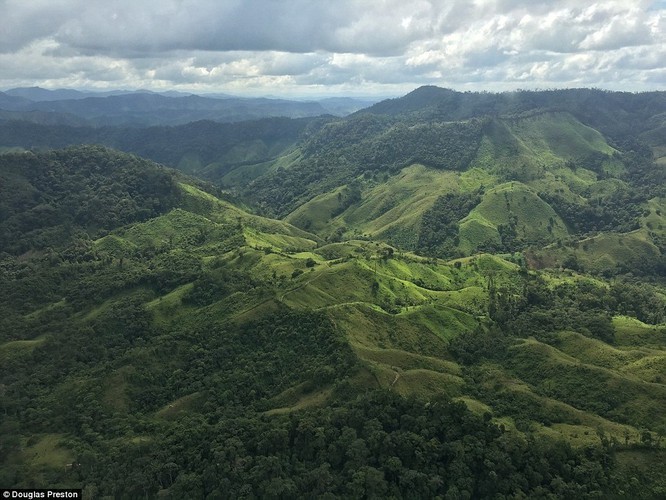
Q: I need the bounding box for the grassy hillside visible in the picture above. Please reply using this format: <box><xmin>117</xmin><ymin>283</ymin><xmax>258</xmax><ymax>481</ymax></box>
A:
<box><xmin>279</xmin><ymin>109</ymin><xmax>649</xmax><ymax>265</ymax></box>
<box><xmin>2</xmin><ymin>90</ymin><xmax>666</xmax><ymax>496</ymax></box>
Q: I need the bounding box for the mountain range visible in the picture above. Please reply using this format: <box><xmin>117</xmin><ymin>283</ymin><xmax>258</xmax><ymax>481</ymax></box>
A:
<box><xmin>1</xmin><ymin>86</ymin><xmax>665</xmax><ymax>497</ymax></box>
<box><xmin>0</xmin><ymin>87</ymin><xmax>376</xmax><ymax>126</ymax></box>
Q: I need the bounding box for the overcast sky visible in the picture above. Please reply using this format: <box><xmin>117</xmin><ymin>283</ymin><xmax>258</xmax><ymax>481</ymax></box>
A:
<box><xmin>0</xmin><ymin>0</ymin><xmax>664</xmax><ymax>97</ymax></box>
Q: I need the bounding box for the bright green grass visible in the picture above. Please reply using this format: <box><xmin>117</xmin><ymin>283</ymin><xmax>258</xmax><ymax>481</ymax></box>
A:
<box><xmin>509</xmin><ymin>112</ymin><xmax>615</xmax><ymax>159</ymax></box>
<box><xmin>553</xmin><ymin>331</ymin><xmax>647</xmax><ymax>370</ymax></box>
<box><xmin>220</xmin><ymin>159</ymin><xmax>276</xmax><ymax>186</ymax></box>
<box><xmin>475</xmin><ymin>112</ymin><xmax>614</xmax><ymax>171</ymax></box>
<box><xmin>179</xmin><ymin>182</ymin><xmax>322</xmax><ymax>244</ymax></box>
<box><xmin>620</xmin><ymin>356</ymin><xmax>666</xmax><ymax>385</ymax></box>
<box><xmin>353</xmin><ymin>346</ymin><xmax>460</xmax><ymax>375</ymax></box>
<box><xmin>0</xmin><ymin>337</ymin><xmax>47</xmax><ymax>362</ymax></box>
<box><xmin>585</xmin><ymin>178</ymin><xmax>630</xmax><ymax>198</ymax></box>
<box><xmin>82</xmin><ymin>287</ymin><xmax>154</xmax><ymax>322</ymax></box>
<box><xmin>474</xmin><ymin>362</ymin><xmax>640</xmax><ymax>444</ymax></box>
<box><xmin>284</xmin><ymin>187</ymin><xmax>346</xmax><ymax>233</ymax></box>
<box><xmin>613</xmin><ymin>316</ymin><xmax>666</xmax><ymax>348</ymax></box>
<box><xmin>327</xmin><ymin>303</ymin><xmax>449</xmax><ymax>358</ymax></box>
<box><xmin>532</xmin><ymin>229</ymin><xmax>661</xmax><ymax>275</ymax></box>
<box><xmin>120</xmin><ymin>208</ymin><xmax>217</xmax><ymax>248</ymax></box>
<box><xmin>507</xmin><ymin>338</ymin><xmax>666</xmax><ymax>430</ymax></box>
<box><xmin>146</xmin><ymin>283</ymin><xmax>194</xmax><ymax>325</ymax></box>
<box><xmin>287</xmin><ymin>165</ymin><xmax>466</xmax><ymax>248</ymax></box>
<box><xmin>281</xmin><ymin>260</ymin><xmax>381</xmax><ymax>309</ymax></box>
<box><xmin>155</xmin><ymin>392</ymin><xmax>202</xmax><ymax>420</ymax></box>
<box><xmin>243</xmin><ymin>226</ymin><xmax>318</xmax><ymax>252</ymax></box>
<box><xmin>206</xmin><ymin>139</ymin><xmax>301</xmax><ymax>185</ymax></box>
<box><xmin>265</xmin><ymin>384</ymin><xmax>333</xmax><ymax>415</ymax></box>
<box><xmin>458</xmin><ymin>218</ymin><xmax>500</xmax><ymax>254</ymax></box>
<box><xmin>392</xmin><ymin>369</ymin><xmax>465</xmax><ymax>399</ymax></box>
<box><xmin>397</xmin><ymin>304</ymin><xmax>478</xmax><ymax>341</ymax></box>
<box><xmin>643</xmin><ymin>197</ymin><xmax>666</xmax><ymax>235</ymax></box>
<box><xmin>554</xmin><ymin>331</ymin><xmax>666</xmax><ymax>384</ymax></box>
<box><xmin>575</xmin><ymin>230</ymin><xmax>660</xmax><ymax>272</ymax></box>
<box><xmin>460</xmin><ymin>182</ymin><xmax>568</xmax><ymax>253</ymax></box>
<box><xmin>94</xmin><ymin>234</ymin><xmax>138</xmax><ymax>257</ymax></box>
<box><xmin>314</xmin><ymin>241</ymin><xmax>370</xmax><ymax>260</ymax></box>
<box><xmin>21</xmin><ymin>434</ymin><xmax>74</xmax><ymax>469</ymax></box>
<box><xmin>454</xmin><ymin>396</ymin><xmax>492</xmax><ymax>415</ymax></box>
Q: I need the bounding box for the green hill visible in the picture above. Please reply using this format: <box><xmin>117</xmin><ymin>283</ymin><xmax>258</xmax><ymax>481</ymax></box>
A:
<box><xmin>1</xmin><ymin>86</ymin><xmax>666</xmax><ymax>497</ymax></box>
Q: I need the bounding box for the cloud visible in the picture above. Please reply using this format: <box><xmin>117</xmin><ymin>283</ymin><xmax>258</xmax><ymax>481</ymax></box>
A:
<box><xmin>0</xmin><ymin>0</ymin><xmax>663</xmax><ymax>95</ymax></box>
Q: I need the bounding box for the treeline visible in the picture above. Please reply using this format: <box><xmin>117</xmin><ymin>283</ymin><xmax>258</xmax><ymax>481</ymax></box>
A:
<box><xmin>13</xmin><ymin>391</ymin><xmax>617</xmax><ymax>498</ymax></box>
<box><xmin>416</xmin><ymin>191</ymin><xmax>483</xmax><ymax>258</ymax></box>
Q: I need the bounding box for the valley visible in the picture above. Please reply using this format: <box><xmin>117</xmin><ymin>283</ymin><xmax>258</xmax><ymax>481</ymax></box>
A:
<box><xmin>1</xmin><ymin>86</ymin><xmax>665</xmax><ymax>497</ymax></box>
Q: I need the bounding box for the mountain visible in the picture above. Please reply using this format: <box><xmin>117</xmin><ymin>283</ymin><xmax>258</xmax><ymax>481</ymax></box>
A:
<box><xmin>0</xmin><ymin>116</ymin><xmax>325</xmax><ymax>180</ymax></box>
<box><xmin>1</xmin><ymin>87</ymin><xmax>663</xmax><ymax>276</ymax></box>
<box><xmin>1</xmin><ymin>86</ymin><xmax>666</xmax><ymax>495</ymax></box>
<box><xmin>1</xmin><ymin>145</ymin><xmax>665</xmax><ymax>496</ymax></box>
<box><xmin>0</xmin><ymin>91</ymin><xmax>331</xmax><ymax>126</ymax></box>
<box><xmin>318</xmin><ymin>96</ymin><xmax>379</xmax><ymax>115</ymax></box>
<box><xmin>5</xmin><ymin>87</ymin><xmax>198</xmax><ymax>101</ymax></box>
<box><xmin>5</xmin><ymin>87</ymin><xmax>90</xmax><ymax>101</ymax></box>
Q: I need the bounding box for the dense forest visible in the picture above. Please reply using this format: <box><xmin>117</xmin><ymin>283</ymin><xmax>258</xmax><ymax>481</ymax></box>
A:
<box><xmin>1</xmin><ymin>86</ymin><xmax>666</xmax><ymax>498</ymax></box>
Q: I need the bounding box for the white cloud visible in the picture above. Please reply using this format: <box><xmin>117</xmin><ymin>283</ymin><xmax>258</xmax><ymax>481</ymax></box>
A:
<box><xmin>0</xmin><ymin>0</ymin><xmax>663</xmax><ymax>95</ymax></box>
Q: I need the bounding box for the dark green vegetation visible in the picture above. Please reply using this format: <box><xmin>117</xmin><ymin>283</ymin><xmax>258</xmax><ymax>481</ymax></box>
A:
<box><xmin>0</xmin><ymin>117</ymin><xmax>317</xmax><ymax>184</ymax></box>
<box><xmin>1</xmin><ymin>87</ymin><xmax>666</xmax><ymax>498</ymax></box>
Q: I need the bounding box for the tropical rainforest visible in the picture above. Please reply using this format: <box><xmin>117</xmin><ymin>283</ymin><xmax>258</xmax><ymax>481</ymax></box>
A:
<box><xmin>1</xmin><ymin>86</ymin><xmax>666</xmax><ymax>498</ymax></box>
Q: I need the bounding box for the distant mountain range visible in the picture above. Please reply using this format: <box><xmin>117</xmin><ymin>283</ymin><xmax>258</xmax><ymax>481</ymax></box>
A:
<box><xmin>0</xmin><ymin>87</ymin><xmax>376</xmax><ymax>126</ymax></box>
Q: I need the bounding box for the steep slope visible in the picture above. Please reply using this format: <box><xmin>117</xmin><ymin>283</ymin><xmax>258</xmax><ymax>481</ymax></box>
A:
<box><xmin>278</xmin><ymin>108</ymin><xmax>655</xmax><ymax>264</ymax></box>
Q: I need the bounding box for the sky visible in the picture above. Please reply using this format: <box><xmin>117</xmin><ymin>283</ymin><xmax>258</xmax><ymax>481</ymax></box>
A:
<box><xmin>0</xmin><ymin>0</ymin><xmax>664</xmax><ymax>97</ymax></box>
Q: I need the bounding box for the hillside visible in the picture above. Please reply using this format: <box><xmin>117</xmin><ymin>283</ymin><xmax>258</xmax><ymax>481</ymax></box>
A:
<box><xmin>1</xmin><ymin>145</ymin><xmax>666</xmax><ymax>496</ymax></box>
<box><xmin>2</xmin><ymin>90</ymin><xmax>663</xmax><ymax>270</ymax></box>
<box><xmin>262</xmin><ymin>108</ymin><xmax>663</xmax><ymax>277</ymax></box>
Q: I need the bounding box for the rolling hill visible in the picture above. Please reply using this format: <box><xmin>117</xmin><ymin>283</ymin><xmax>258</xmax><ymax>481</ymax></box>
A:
<box><xmin>1</xmin><ymin>86</ymin><xmax>666</xmax><ymax>497</ymax></box>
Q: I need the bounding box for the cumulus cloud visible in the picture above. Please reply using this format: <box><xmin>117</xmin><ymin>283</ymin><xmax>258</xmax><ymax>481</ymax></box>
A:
<box><xmin>0</xmin><ymin>0</ymin><xmax>663</xmax><ymax>95</ymax></box>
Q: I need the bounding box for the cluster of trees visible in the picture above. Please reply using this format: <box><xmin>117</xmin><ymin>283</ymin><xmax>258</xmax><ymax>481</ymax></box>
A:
<box><xmin>416</xmin><ymin>191</ymin><xmax>483</xmax><ymax>258</ymax></box>
<box><xmin>247</xmin><ymin>116</ymin><xmax>484</xmax><ymax>216</ymax></box>
<box><xmin>0</xmin><ymin>146</ymin><xmax>181</xmax><ymax>253</ymax></box>
<box><xmin>5</xmin><ymin>390</ymin><xmax>619</xmax><ymax>498</ymax></box>
<box><xmin>488</xmin><ymin>275</ymin><xmax>607</xmax><ymax>342</ymax></box>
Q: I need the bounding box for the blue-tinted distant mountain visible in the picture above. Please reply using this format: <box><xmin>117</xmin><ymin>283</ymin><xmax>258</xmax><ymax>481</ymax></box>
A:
<box><xmin>0</xmin><ymin>90</ymin><xmax>331</xmax><ymax>125</ymax></box>
<box><xmin>0</xmin><ymin>91</ymin><xmax>32</xmax><ymax>107</ymax></box>
<box><xmin>0</xmin><ymin>109</ymin><xmax>90</xmax><ymax>127</ymax></box>
<box><xmin>5</xmin><ymin>87</ymin><xmax>197</xmax><ymax>101</ymax></box>
<box><xmin>318</xmin><ymin>97</ymin><xmax>377</xmax><ymax>116</ymax></box>
<box><xmin>5</xmin><ymin>87</ymin><xmax>89</xmax><ymax>101</ymax></box>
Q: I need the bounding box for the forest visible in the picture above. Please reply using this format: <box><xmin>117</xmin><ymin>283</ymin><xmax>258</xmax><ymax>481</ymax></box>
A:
<box><xmin>1</xmin><ymin>87</ymin><xmax>666</xmax><ymax>498</ymax></box>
